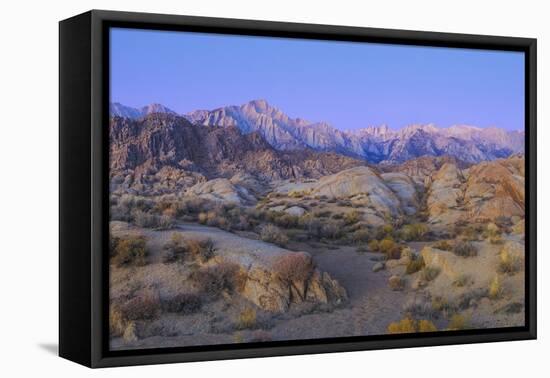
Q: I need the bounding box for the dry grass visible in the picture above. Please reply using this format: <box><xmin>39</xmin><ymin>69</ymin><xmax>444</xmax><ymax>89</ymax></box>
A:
<box><xmin>432</xmin><ymin>240</ymin><xmax>453</xmax><ymax>251</ymax></box>
<box><xmin>111</xmin><ymin>235</ymin><xmax>149</xmax><ymax>267</ymax></box>
<box><xmin>387</xmin><ymin>317</ymin><xmax>416</xmax><ymax>334</ymax></box>
<box><xmin>273</xmin><ymin>253</ymin><xmax>313</xmax><ymax>283</ymax></box>
<box><xmin>161</xmin><ymin>293</ymin><xmax>202</xmax><ymax>314</ymax></box>
<box><xmin>453</xmin><ymin>241</ymin><xmax>478</xmax><ymax>257</ymax></box>
<box><xmin>379</xmin><ymin>238</ymin><xmax>401</xmax><ymax>260</ymax></box>
<box><xmin>489</xmin><ymin>275</ymin><xmax>503</xmax><ymax>299</ymax></box>
<box><xmin>388</xmin><ymin>275</ymin><xmax>405</xmax><ymax>291</ymax></box>
<box><xmin>190</xmin><ymin>260</ymin><xmax>246</xmax><ymax>297</ymax></box>
<box><xmin>418</xmin><ymin>319</ymin><xmax>438</xmax><ymax>332</ymax></box>
<box><xmin>236</xmin><ymin>307</ymin><xmax>257</xmax><ymax>330</ymax></box>
<box><xmin>448</xmin><ymin>314</ymin><xmax>469</xmax><ymax>330</ymax></box>
<box><xmin>498</xmin><ymin>249</ymin><xmax>522</xmax><ymax>274</ymax></box>
<box><xmin>420</xmin><ymin>266</ymin><xmax>440</xmax><ymax>282</ymax></box>
<box><xmin>405</xmin><ymin>255</ymin><xmax>425</xmax><ymax>274</ymax></box>
<box><xmin>260</xmin><ymin>224</ymin><xmax>289</xmax><ymax>246</ymax></box>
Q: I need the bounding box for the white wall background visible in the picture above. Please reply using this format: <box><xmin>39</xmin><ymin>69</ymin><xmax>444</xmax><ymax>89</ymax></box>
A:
<box><xmin>0</xmin><ymin>0</ymin><xmax>547</xmax><ymax>376</ymax></box>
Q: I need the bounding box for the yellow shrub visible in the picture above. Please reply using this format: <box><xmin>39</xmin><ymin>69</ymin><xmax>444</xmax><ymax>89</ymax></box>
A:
<box><xmin>448</xmin><ymin>314</ymin><xmax>468</xmax><ymax>330</ymax></box>
<box><xmin>418</xmin><ymin>319</ymin><xmax>437</xmax><ymax>332</ymax></box>
<box><xmin>236</xmin><ymin>307</ymin><xmax>257</xmax><ymax>329</ymax></box>
<box><xmin>489</xmin><ymin>275</ymin><xmax>503</xmax><ymax>299</ymax></box>
<box><xmin>387</xmin><ymin>317</ymin><xmax>417</xmax><ymax>334</ymax></box>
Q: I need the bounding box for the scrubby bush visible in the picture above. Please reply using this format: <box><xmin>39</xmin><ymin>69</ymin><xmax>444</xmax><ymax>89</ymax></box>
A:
<box><xmin>236</xmin><ymin>307</ymin><xmax>257</xmax><ymax>330</ymax></box>
<box><xmin>111</xmin><ymin>235</ymin><xmax>149</xmax><ymax>267</ymax></box>
<box><xmin>190</xmin><ymin>261</ymin><xmax>246</xmax><ymax>297</ymax></box>
<box><xmin>132</xmin><ymin>209</ymin><xmax>174</xmax><ymax>230</ymax></box>
<box><xmin>368</xmin><ymin>239</ymin><xmax>380</xmax><ymax>252</ymax></box>
<box><xmin>260</xmin><ymin>224</ymin><xmax>289</xmax><ymax>246</ymax></box>
<box><xmin>498</xmin><ymin>249</ymin><xmax>522</xmax><ymax>274</ymax></box>
<box><xmin>351</xmin><ymin>229</ymin><xmax>370</xmax><ymax>244</ymax></box>
<box><xmin>433</xmin><ymin>240</ymin><xmax>453</xmax><ymax>251</ymax></box>
<box><xmin>319</xmin><ymin>220</ymin><xmax>344</xmax><ymax>239</ymax></box>
<box><xmin>453</xmin><ymin>241</ymin><xmax>478</xmax><ymax>257</ymax></box>
<box><xmin>489</xmin><ymin>275</ymin><xmax>503</xmax><ymax>299</ymax></box>
<box><xmin>161</xmin><ymin>293</ymin><xmax>202</xmax><ymax>314</ymax></box>
<box><xmin>448</xmin><ymin>314</ymin><xmax>468</xmax><ymax>330</ymax></box>
<box><xmin>273</xmin><ymin>253</ymin><xmax>313</xmax><ymax>283</ymax></box>
<box><xmin>406</xmin><ymin>255</ymin><xmax>425</xmax><ymax>274</ymax></box>
<box><xmin>418</xmin><ymin>319</ymin><xmax>438</xmax><ymax>332</ymax></box>
<box><xmin>388</xmin><ymin>275</ymin><xmax>405</xmax><ymax>291</ymax></box>
<box><xmin>379</xmin><ymin>238</ymin><xmax>401</xmax><ymax>260</ymax></box>
<box><xmin>400</xmin><ymin>223</ymin><xmax>429</xmax><ymax>241</ymax></box>
<box><xmin>119</xmin><ymin>294</ymin><xmax>160</xmax><ymax>321</ymax></box>
<box><xmin>420</xmin><ymin>266</ymin><xmax>440</xmax><ymax>282</ymax></box>
<box><xmin>163</xmin><ymin>235</ymin><xmax>215</xmax><ymax>264</ymax></box>
<box><xmin>387</xmin><ymin>317</ymin><xmax>417</xmax><ymax>334</ymax></box>
<box><xmin>186</xmin><ymin>238</ymin><xmax>216</xmax><ymax>263</ymax></box>
<box><xmin>109</xmin><ymin>306</ymin><xmax>127</xmax><ymax>337</ymax></box>
<box><xmin>343</xmin><ymin>210</ymin><xmax>362</xmax><ymax>225</ymax></box>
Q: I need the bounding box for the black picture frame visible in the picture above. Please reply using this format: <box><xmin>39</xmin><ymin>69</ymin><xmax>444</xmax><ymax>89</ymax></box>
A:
<box><xmin>59</xmin><ymin>9</ymin><xmax>537</xmax><ymax>368</ymax></box>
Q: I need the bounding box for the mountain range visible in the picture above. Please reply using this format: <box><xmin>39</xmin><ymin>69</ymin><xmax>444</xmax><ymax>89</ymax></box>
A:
<box><xmin>110</xmin><ymin>99</ymin><xmax>524</xmax><ymax>164</ymax></box>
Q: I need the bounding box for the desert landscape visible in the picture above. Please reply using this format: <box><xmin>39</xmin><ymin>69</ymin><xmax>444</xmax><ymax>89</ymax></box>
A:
<box><xmin>108</xmin><ymin>100</ymin><xmax>526</xmax><ymax>350</ymax></box>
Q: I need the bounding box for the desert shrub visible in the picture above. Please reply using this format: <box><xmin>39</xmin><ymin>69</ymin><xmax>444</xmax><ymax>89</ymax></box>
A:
<box><xmin>111</xmin><ymin>235</ymin><xmax>148</xmax><ymax>267</ymax></box>
<box><xmin>319</xmin><ymin>220</ymin><xmax>344</xmax><ymax>239</ymax></box>
<box><xmin>343</xmin><ymin>210</ymin><xmax>362</xmax><ymax>225</ymax></box>
<box><xmin>198</xmin><ymin>212</ymin><xmax>209</xmax><ymax>224</ymax></box>
<box><xmin>420</xmin><ymin>266</ymin><xmax>440</xmax><ymax>282</ymax></box>
<box><xmin>186</xmin><ymin>238</ymin><xmax>216</xmax><ymax>263</ymax></box>
<box><xmin>119</xmin><ymin>294</ymin><xmax>160</xmax><ymax>321</ymax></box>
<box><xmin>132</xmin><ymin>209</ymin><xmax>174</xmax><ymax>229</ymax></box>
<box><xmin>190</xmin><ymin>261</ymin><xmax>246</xmax><ymax>297</ymax></box>
<box><xmin>431</xmin><ymin>296</ymin><xmax>454</xmax><ymax>314</ymax></box>
<box><xmin>260</xmin><ymin>224</ymin><xmax>289</xmax><ymax>246</ymax></box>
<box><xmin>273</xmin><ymin>253</ymin><xmax>313</xmax><ymax>283</ymax></box>
<box><xmin>453</xmin><ymin>241</ymin><xmax>478</xmax><ymax>257</ymax></box>
<box><xmin>109</xmin><ymin>306</ymin><xmax>127</xmax><ymax>337</ymax></box>
<box><xmin>388</xmin><ymin>275</ymin><xmax>405</xmax><ymax>291</ymax></box>
<box><xmin>314</xmin><ymin>210</ymin><xmax>332</xmax><ymax>218</ymax></box>
<box><xmin>289</xmin><ymin>190</ymin><xmax>308</xmax><ymax>198</ymax></box>
<box><xmin>498</xmin><ymin>249</ymin><xmax>522</xmax><ymax>274</ymax></box>
<box><xmin>400</xmin><ymin>223</ymin><xmax>429</xmax><ymax>241</ymax></box>
<box><xmin>460</xmin><ymin>225</ymin><xmax>482</xmax><ymax>241</ymax></box>
<box><xmin>351</xmin><ymin>229</ymin><xmax>370</xmax><ymax>244</ymax></box>
<box><xmin>406</xmin><ymin>255</ymin><xmax>425</xmax><ymax>274</ymax></box>
<box><xmin>337</xmin><ymin>199</ymin><xmax>353</xmax><ymax>207</ymax></box>
<box><xmin>379</xmin><ymin>238</ymin><xmax>401</xmax><ymax>260</ymax></box>
<box><xmin>331</xmin><ymin>213</ymin><xmax>343</xmax><ymax>220</ymax></box>
<box><xmin>418</xmin><ymin>319</ymin><xmax>438</xmax><ymax>332</ymax></box>
<box><xmin>161</xmin><ymin>293</ymin><xmax>202</xmax><ymax>314</ymax></box>
<box><xmin>448</xmin><ymin>314</ymin><xmax>468</xmax><ymax>330</ymax></box>
<box><xmin>368</xmin><ymin>239</ymin><xmax>380</xmax><ymax>252</ymax></box>
<box><xmin>433</xmin><ymin>240</ymin><xmax>453</xmax><ymax>251</ymax></box>
<box><xmin>387</xmin><ymin>317</ymin><xmax>417</xmax><ymax>334</ymax></box>
<box><xmin>489</xmin><ymin>275</ymin><xmax>503</xmax><ymax>299</ymax></box>
<box><xmin>274</xmin><ymin>214</ymin><xmax>300</xmax><ymax>229</ymax></box>
<box><xmin>236</xmin><ymin>307</ymin><xmax>257</xmax><ymax>330</ymax></box>
<box><xmin>162</xmin><ymin>233</ymin><xmax>188</xmax><ymax>264</ymax></box>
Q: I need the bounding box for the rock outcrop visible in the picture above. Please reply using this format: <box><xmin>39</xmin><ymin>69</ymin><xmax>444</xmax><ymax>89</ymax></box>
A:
<box><xmin>186</xmin><ymin>178</ymin><xmax>257</xmax><ymax>205</ymax></box>
<box><xmin>311</xmin><ymin>166</ymin><xmax>401</xmax><ymax>217</ymax></box>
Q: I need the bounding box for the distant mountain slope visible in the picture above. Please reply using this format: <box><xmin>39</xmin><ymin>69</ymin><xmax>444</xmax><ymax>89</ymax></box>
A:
<box><xmin>110</xmin><ymin>102</ymin><xmax>177</xmax><ymax>119</ymax></box>
<box><xmin>109</xmin><ymin>113</ymin><xmax>365</xmax><ymax>184</ymax></box>
<box><xmin>110</xmin><ymin>100</ymin><xmax>524</xmax><ymax>164</ymax></box>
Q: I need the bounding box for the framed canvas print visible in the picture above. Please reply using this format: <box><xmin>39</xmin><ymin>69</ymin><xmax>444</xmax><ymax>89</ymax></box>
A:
<box><xmin>59</xmin><ymin>10</ymin><xmax>536</xmax><ymax>368</ymax></box>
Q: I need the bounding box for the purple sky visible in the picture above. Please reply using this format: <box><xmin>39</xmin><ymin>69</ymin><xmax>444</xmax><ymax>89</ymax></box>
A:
<box><xmin>110</xmin><ymin>27</ymin><xmax>525</xmax><ymax>131</ymax></box>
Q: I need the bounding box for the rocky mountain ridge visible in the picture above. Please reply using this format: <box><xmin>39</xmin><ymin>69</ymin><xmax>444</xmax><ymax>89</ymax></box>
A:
<box><xmin>111</xmin><ymin>99</ymin><xmax>524</xmax><ymax>164</ymax></box>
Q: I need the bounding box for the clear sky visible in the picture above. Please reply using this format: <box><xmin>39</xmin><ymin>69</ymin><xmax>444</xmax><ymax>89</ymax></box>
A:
<box><xmin>110</xmin><ymin>27</ymin><xmax>525</xmax><ymax>131</ymax></box>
